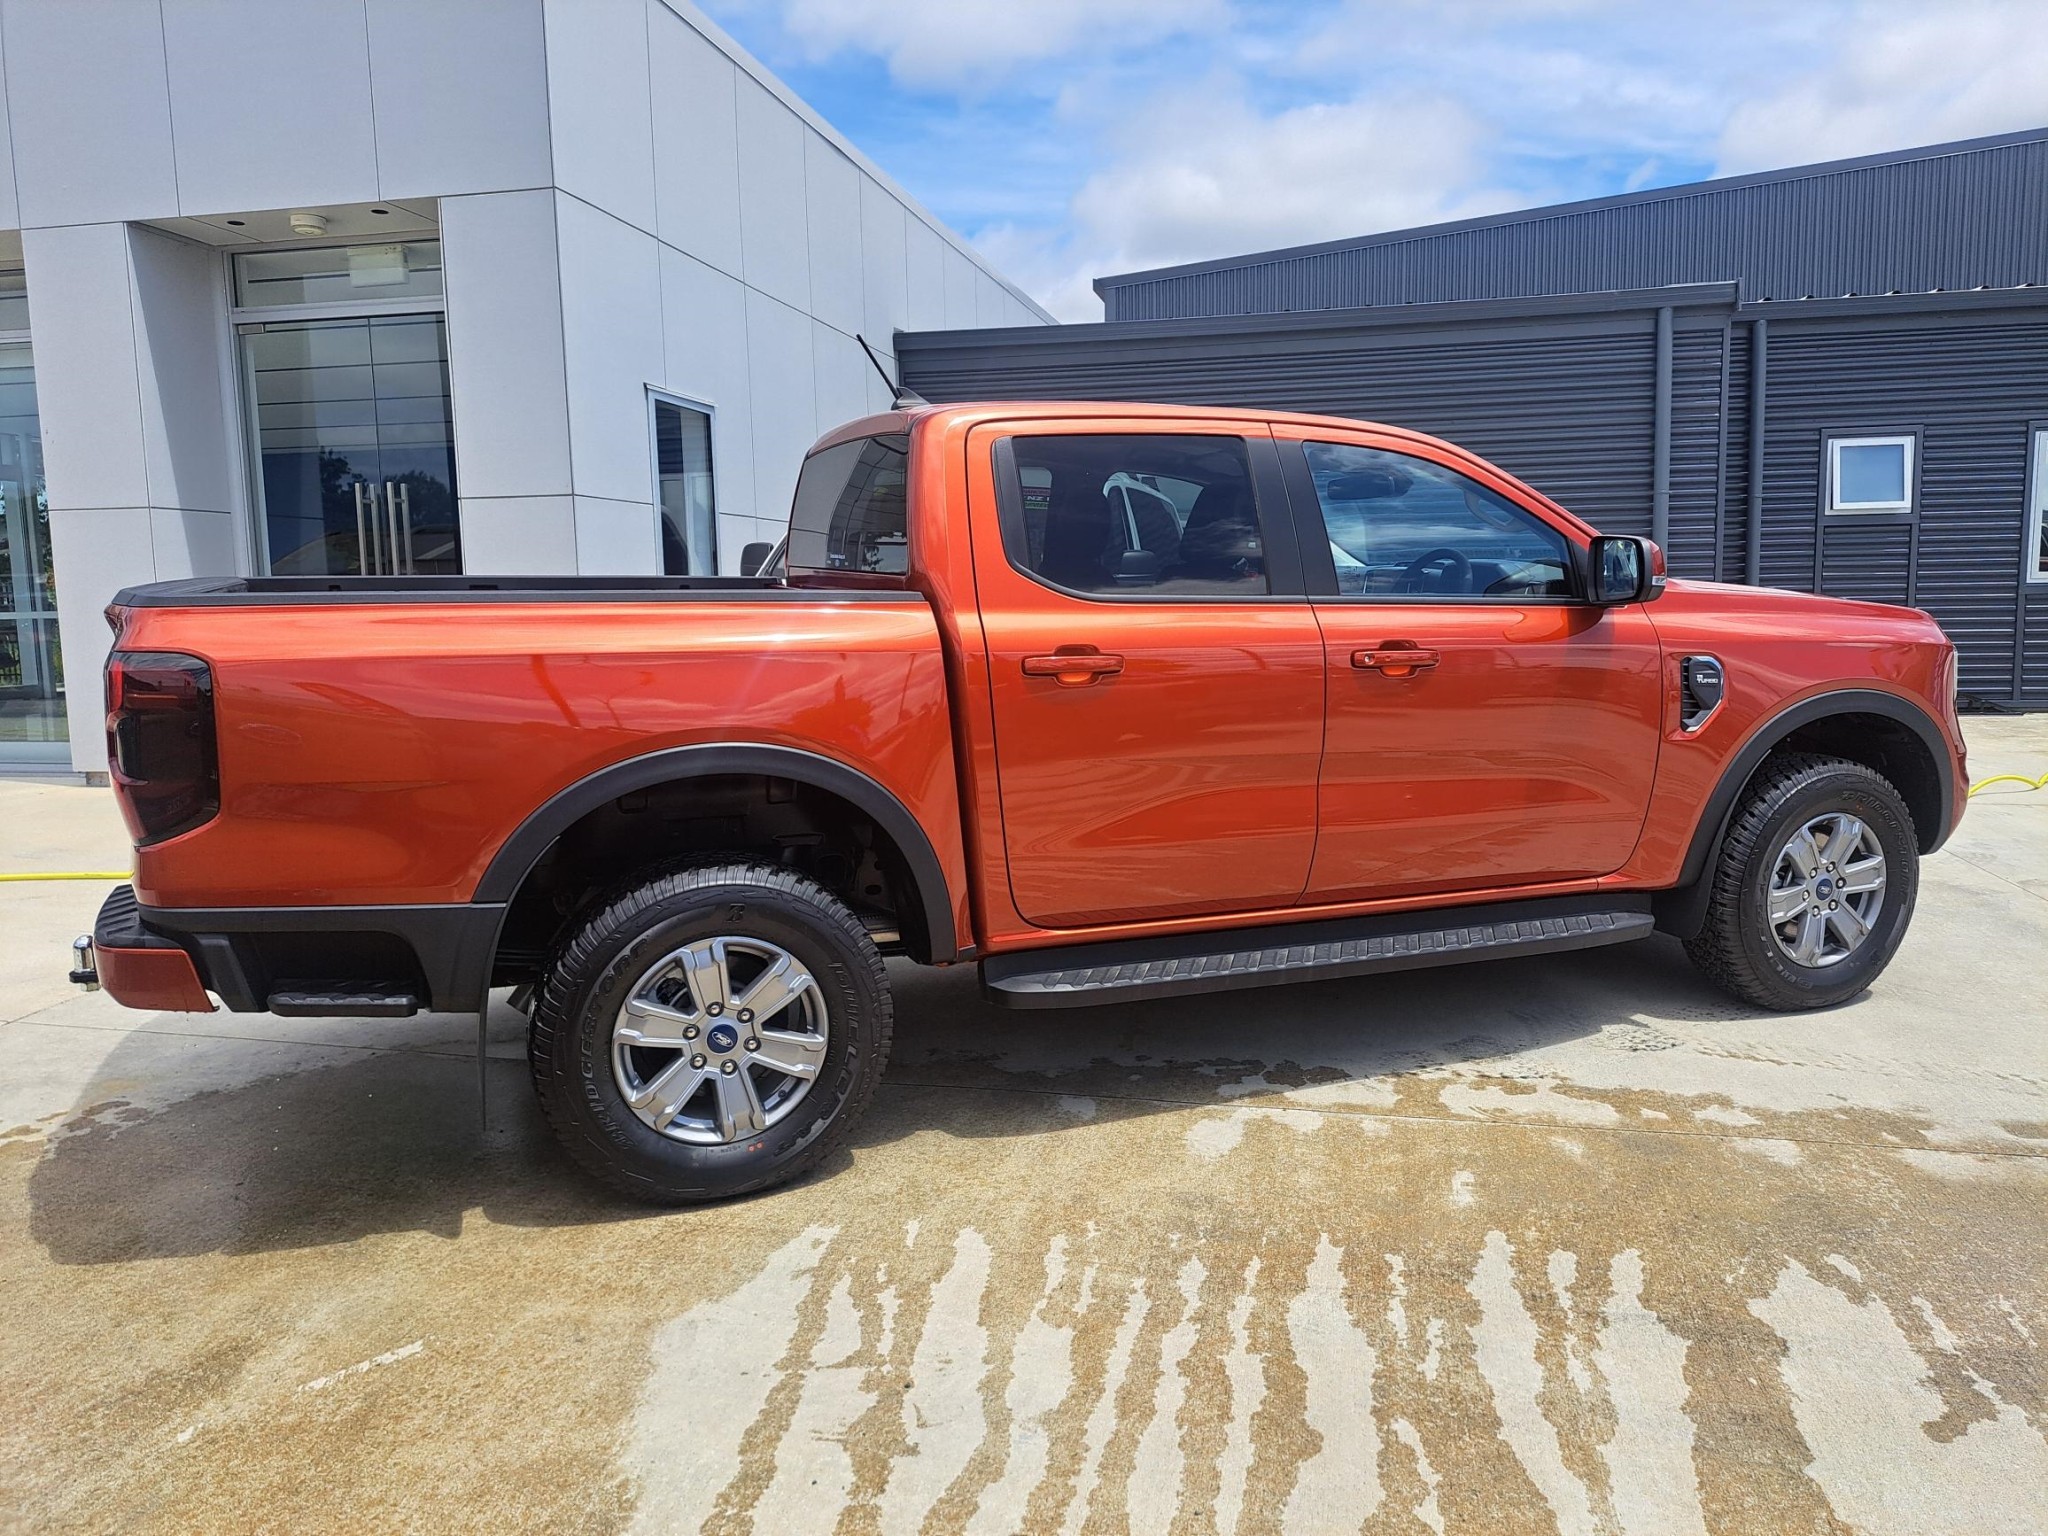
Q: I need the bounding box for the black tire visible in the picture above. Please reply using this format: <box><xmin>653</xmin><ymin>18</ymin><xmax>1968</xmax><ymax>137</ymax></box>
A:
<box><xmin>529</xmin><ymin>860</ymin><xmax>891</xmax><ymax>1203</ymax></box>
<box><xmin>1684</xmin><ymin>753</ymin><xmax>1919</xmax><ymax>1011</ymax></box>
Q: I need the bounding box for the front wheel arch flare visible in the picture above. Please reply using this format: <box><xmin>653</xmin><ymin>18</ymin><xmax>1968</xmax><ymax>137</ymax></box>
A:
<box><xmin>1655</xmin><ymin>689</ymin><xmax>1953</xmax><ymax>940</ymax></box>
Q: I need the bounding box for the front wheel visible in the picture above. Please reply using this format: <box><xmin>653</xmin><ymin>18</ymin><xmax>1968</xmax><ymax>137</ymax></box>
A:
<box><xmin>1684</xmin><ymin>754</ymin><xmax>1919</xmax><ymax>1011</ymax></box>
<box><xmin>529</xmin><ymin>860</ymin><xmax>892</xmax><ymax>1203</ymax></box>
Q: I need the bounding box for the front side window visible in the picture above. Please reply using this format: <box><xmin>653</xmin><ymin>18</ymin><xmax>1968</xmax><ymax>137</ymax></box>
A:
<box><xmin>1303</xmin><ymin>441</ymin><xmax>1572</xmax><ymax>598</ymax></box>
<box><xmin>1828</xmin><ymin>434</ymin><xmax>1915</xmax><ymax>513</ymax></box>
<box><xmin>787</xmin><ymin>433</ymin><xmax>909</xmax><ymax>575</ymax></box>
<box><xmin>999</xmin><ymin>434</ymin><xmax>1268</xmax><ymax>597</ymax></box>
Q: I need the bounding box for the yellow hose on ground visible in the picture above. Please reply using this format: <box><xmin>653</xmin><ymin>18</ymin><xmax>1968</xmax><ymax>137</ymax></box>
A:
<box><xmin>1968</xmin><ymin>773</ymin><xmax>2048</xmax><ymax>797</ymax></box>
<box><xmin>0</xmin><ymin>871</ymin><xmax>130</xmax><ymax>882</ymax></box>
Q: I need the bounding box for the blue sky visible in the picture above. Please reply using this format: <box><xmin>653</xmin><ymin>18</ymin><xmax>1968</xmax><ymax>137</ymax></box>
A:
<box><xmin>696</xmin><ymin>1</ymin><xmax>2047</xmax><ymax>320</ymax></box>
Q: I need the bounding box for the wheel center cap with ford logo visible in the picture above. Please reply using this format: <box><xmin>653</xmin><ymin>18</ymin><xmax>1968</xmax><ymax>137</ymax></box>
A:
<box><xmin>707</xmin><ymin>1024</ymin><xmax>739</xmax><ymax>1053</ymax></box>
<box><xmin>1815</xmin><ymin>877</ymin><xmax>1836</xmax><ymax>898</ymax></box>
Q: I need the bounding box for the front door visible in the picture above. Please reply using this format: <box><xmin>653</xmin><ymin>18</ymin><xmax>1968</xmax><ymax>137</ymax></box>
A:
<box><xmin>1279</xmin><ymin>429</ymin><xmax>1663</xmax><ymax>903</ymax></box>
<box><xmin>971</xmin><ymin>421</ymin><xmax>1324</xmax><ymax>928</ymax></box>
<box><xmin>242</xmin><ymin>312</ymin><xmax>461</xmax><ymax>576</ymax></box>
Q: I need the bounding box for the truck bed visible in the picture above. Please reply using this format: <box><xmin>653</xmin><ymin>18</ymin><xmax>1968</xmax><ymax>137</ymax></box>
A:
<box><xmin>109</xmin><ymin>579</ymin><xmax>965</xmax><ymax>924</ymax></box>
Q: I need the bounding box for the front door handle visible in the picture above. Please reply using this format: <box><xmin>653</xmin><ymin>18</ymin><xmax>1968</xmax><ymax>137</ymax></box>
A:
<box><xmin>1352</xmin><ymin>646</ymin><xmax>1441</xmax><ymax>677</ymax></box>
<box><xmin>1023</xmin><ymin>651</ymin><xmax>1125</xmax><ymax>686</ymax></box>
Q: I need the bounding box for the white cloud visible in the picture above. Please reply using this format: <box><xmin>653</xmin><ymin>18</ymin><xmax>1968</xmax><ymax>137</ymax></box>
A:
<box><xmin>702</xmin><ymin>0</ymin><xmax>2048</xmax><ymax>322</ymax></box>
<box><xmin>1075</xmin><ymin>89</ymin><xmax>1500</xmax><ymax>265</ymax></box>
<box><xmin>1715</xmin><ymin>1</ymin><xmax>2048</xmax><ymax>174</ymax></box>
<box><xmin>978</xmin><ymin>84</ymin><xmax>1514</xmax><ymax>320</ymax></box>
<box><xmin>762</xmin><ymin>0</ymin><xmax>1229</xmax><ymax>89</ymax></box>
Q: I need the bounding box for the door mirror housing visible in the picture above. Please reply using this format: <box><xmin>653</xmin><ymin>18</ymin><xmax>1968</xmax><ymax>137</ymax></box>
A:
<box><xmin>1587</xmin><ymin>535</ymin><xmax>1665</xmax><ymax>605</ymax></box>
<box><xmin>739</xmin><ymin>541</ymin><xmax>774</xmax><ymax>576</ymax></box>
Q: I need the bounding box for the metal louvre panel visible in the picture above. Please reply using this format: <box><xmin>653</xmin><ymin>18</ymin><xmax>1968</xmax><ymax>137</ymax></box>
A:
<box><xmin>1820</xmin><ymin>520</ymin><xmax>1913</xmax><ymax>605</ymax></box>
<box><xmin>904</xmin><ymin>323</ymin><xmax>1659</xmax><ymax>534</ymax></box>
<box><xmin>1099</xmin><ymin>134</ymin><xmax>2048</xmax><ymax>321</ymax></box>
<box><xmin>2025</xmin><ymin>600</ymin><xmax>2048</xmax><ymax>699</ymax></box>
<box><xmin>1919</xmin><ymin>417</ymin><xmax>2036</xmax><ymax>699</ymax></box>
<box><xmin>1754</xmin><ymin>316</ymin><xmax>2048</xmax><ymax>700</ymax></box>
<box><xmin>1722</xmin><ymin>326</ymin><xmax>1753</xmax><ymax>582</ymax></box>
<box><xmin>1667</xmin><ymin>323</ymin><xmax>1726</xmax><ymax>578</ymax></box>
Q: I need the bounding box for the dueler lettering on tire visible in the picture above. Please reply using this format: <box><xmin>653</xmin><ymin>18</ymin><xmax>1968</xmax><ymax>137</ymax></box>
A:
<box><xmin>1684</xmin><ymin>754</ymin><xmax>1919</xmax><ymax>1012</ymax></box>
<box><xmin>528</xmin><ymin>859</ymin><xmax>892</xmax><ymax>1204</ymax></box>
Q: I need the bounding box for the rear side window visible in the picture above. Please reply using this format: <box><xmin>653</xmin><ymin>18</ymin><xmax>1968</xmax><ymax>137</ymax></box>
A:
<box><xmin>1303</xmin><ymin>441</ymin><xmax>1573</xmax><ymax>599</ymax></box>
<box><xmin>787</xmin><ymin>433</ymin><xmax>910</xmax><ymax>575</ymax></box>
<box><xmin>997</xmin><ymin>434</ymin><xmax>1268</xmax><ymax>597</ymax></box>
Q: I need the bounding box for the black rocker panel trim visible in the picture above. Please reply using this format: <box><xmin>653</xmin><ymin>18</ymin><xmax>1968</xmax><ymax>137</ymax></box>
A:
<box><xmin>473</xmin><ymin>742</ymin><xmax>959</xmax><ymax>963</ymax></box>
<box><xmin>983</xmin><ymin>893</ymin><xmax>1653</xmax><ymax>1009</ymax></box>
<box><xmin>1653</xmin><ymin>687</ymin><xmax>1955</xmax><ymax>940</ymax></box>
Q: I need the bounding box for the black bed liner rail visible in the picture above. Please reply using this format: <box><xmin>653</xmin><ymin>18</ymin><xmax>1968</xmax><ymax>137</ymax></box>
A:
<box><xmin>110</xmin><ymin>575</ymin><xmax>922</xmax><ymax>608</ymax></box>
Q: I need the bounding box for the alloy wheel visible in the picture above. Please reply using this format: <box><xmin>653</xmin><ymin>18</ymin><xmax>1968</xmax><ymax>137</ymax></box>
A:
<box><xmin>611</xmin><ymin>936</ymin><xmax>829</xmax><ymax>1145</ymax></box>
<box><xmin>1765</xmin><ymin>812</ymin><xmax>1887</xmax><ymax>969</ymax></box>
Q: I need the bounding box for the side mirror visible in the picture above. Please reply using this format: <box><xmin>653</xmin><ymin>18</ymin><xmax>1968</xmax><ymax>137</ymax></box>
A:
<box><xmin>1588</xmin><ymin>535</ymin><xmax>1665</xmax><ymax>605</ymax></box>
<box><xmin>739</xmin><ymin>541</ymin><xmax>774</xmax><ymax>576</ymax></box>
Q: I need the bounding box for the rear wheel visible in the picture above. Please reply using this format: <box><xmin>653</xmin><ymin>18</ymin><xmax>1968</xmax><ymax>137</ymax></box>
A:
<box><xmin>529</xmin><ymin>860</ymin><xmax>891</xmax><ymax>1203</ymax></box>
<box><xmin>1685</xmin><ymin>754</ymin><xmax>1918</xmax><ymax>1011</ymax></box>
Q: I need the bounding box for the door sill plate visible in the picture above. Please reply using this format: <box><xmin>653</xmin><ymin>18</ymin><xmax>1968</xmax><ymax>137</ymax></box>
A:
<box><xmin>981</xmin><ymin>895</ymin><xmax>1652</xmax><ymax>1009</ymax></box>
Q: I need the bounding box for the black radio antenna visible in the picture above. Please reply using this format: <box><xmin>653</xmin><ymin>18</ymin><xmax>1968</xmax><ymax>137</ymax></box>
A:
<box><xmin>857</xmin><ymin>333</ymin><xmax>928</xmax><ymax>408</ymax></box>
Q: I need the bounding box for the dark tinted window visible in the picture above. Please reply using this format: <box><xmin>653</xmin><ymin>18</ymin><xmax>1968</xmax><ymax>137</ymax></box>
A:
<box><xmin>787</xmin><ymin>433</ymin><xmax>909</xmax><ymax>575</ymax></box>
<box><xmin>1000</xmin><ymin>434</ymin><xmax>1267</xmax><ymax>596</ymax></box>
<box><xmin>1304</xmin><ymin>442</ymin><xmax>1572</xmax><ymax>598</ymax></box>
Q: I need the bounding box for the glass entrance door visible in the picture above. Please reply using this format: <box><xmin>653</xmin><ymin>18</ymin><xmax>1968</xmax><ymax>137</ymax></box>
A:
<box><xmin>0</xmin><ymin>339</ymin><xmax>62</xmax><ymax>760</ymax></box>
<box><xmin>242</xmin><ymin>312</ymin><xmax>460</xmax><ymax>575</ymax></box>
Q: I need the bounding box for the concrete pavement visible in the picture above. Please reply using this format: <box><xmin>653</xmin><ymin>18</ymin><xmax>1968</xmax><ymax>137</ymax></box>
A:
<box><xmin>3</xmin><ymin>717</ymin><xmax>2045</xmax><ymax>1534</ymax></box>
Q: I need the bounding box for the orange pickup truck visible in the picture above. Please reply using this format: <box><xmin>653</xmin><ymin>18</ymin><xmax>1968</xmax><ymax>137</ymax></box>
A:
<box><xmin>79</xmin><ymin>402</ymin><xmax>1967</xmax><ymax>1202</ymax></box>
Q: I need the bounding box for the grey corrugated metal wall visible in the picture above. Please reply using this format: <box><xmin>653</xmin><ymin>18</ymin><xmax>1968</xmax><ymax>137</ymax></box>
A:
<box><xmin>899</xmin><ymin>290</ymin><xmax>2048</xmax><ymax>705</ymax></box>
<box><xmin>1098</xmin><ymin>131</ymin><xmax>2048</xmax><ymax>321</ymax></box>
<box><xmin>1749</xmin><ymin>310</ymin><xmax>2048</xmax><ymax>698</ymax></box>
<box><xmin>899</xmin><ymin>298</ymin><xmax>1719</xmax><ymax>542</ymax></box>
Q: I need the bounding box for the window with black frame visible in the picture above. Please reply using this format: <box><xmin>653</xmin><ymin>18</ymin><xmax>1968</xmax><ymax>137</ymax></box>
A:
<box><xmin>786</xmin><ymin>433</ymin><xmax>910</xmax><ymax>575</ymax></box>
<box><xmin>1000</xmin><ymin>434</ymin><xmax>1268</xmax><ymax>597</ymax></box>
<box><xmin>1304</xmin><ymin>441</ymin><xmax>1572</xmax><ymax>598</ymax></box>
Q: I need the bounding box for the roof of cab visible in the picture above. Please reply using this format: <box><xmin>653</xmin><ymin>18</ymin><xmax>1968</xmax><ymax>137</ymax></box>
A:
<box><xmin>803</xmin><ymin>400</ymin><xmax>1598</xmax><ymax>537</ymax></box>
<box><xmin>809</xmin><ymin>399</ymin><xmax>1424</xmax><ymax>455</ymax></box>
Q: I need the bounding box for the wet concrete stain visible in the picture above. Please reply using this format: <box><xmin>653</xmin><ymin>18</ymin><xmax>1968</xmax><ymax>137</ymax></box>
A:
<box><xmin>4</xmin><ymin>956</ymin><xmax>2046</xmax><ymax>1535</ymax></box>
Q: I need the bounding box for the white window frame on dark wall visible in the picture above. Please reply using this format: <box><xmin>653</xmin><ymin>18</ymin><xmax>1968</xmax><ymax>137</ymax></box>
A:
<box><xmin>647</xmin><ymin>388</ymin><xmax>719</xmax><ymax>576</ymax></box>
<box><xmin>2026</xmin><ymin>425</ymin><xmax>2048</xmax><ymax>585</ymax></box>
<box><xmin>1825</xmin><ymin>433</ymin><xmax>1917</xmax><ymax>515</ymax></box>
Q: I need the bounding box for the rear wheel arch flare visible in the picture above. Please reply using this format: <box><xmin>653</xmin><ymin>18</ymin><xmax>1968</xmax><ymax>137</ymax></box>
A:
<box><xmin>476</xmin><ymin>743</ymin><xmax>957</xmax><ymax>964</ymax></box>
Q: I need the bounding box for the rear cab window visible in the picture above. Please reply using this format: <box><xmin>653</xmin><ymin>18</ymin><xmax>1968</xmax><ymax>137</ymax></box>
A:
<box><xmin>786</xmin><ymin>433</ymin><xmax>910</xmax><ymax>579</ymax></box>
<box><xmin>994</xmin><ymin>433</ymin><xmax>1277</xmax><ymax>598</ymax></box>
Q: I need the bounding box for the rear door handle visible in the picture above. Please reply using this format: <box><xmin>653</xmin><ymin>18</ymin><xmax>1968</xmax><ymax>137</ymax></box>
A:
<box><xmin>1352</xmin><ymin>647</ymin><xmax>1440</xmax><ymax>675</ymax></box>
<box><xmin>1023</xmin><ymin>652</ymin><xmax>1125</xmax><ymax>686</ymax></box>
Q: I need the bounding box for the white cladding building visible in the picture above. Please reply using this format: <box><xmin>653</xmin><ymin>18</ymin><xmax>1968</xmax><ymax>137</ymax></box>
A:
<box><xmin>0</xmin><ymin>0</ymin><xmax>1049</xmax><ymax>772</ymax></box>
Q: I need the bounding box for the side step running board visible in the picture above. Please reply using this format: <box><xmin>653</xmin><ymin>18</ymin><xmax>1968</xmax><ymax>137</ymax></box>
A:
<box><xmin>268</xmin><ymin>985</ymin><xmax>420</xmax><ymax>1018</ymax></box>
<box><xmin>981</xmin><ymin>895</ymin><xmax>1654</xmax><ymax>1009</ymax></box>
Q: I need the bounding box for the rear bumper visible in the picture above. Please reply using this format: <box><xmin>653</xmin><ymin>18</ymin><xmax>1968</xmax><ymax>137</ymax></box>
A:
<box><xmin>83</xmin><ymin>885</ymin><xmax>216</xmax><ymax>1013</ymax></box>
<box><xmin>81</xmin><ymin>887</ymin><xmax>504</xmax><ymax>1014</ymax></box>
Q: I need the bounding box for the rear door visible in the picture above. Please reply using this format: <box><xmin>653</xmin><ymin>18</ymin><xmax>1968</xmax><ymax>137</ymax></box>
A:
<box><xmin>1277</xmin><ymin>427</ymin><xmax>1663</xmax><ymax>903</ymax></box>
<box><xmin>970</xmin><ymin>420</ymin><xmax>1324</xmax><ymax>928</ymax></box>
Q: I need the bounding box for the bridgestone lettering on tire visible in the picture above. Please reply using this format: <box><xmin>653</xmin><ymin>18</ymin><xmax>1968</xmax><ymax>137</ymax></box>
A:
<box><xmin>1684</xmin><ymin>753</ymin><xmax>1919</xmax><ymax>1012</ymax></box>
<box><xmin>529</xmin><ymin>860</ymin><xmax>892</xmax><ymax>1203</ymax></box>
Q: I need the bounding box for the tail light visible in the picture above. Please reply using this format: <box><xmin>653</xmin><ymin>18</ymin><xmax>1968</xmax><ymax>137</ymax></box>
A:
<box><xmin>105</xmin><ymin>652</ymin><xmax>219</xmax><ymax>845</ymax></box>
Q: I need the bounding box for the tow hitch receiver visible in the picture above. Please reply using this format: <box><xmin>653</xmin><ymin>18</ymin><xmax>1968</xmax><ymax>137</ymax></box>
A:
<box><xmin>69</xmin><ymin>935</ymin><xmax>100</xmax><ymax>991</ymax></box>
